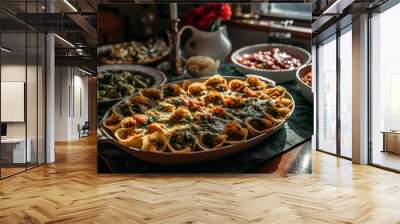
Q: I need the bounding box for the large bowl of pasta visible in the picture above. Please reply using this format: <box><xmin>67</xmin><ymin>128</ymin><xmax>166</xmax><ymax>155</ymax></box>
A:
<box><xmin>99</xmin><ymin>75</ymin><xmax>295</xmax><ymax>165</ymax></box>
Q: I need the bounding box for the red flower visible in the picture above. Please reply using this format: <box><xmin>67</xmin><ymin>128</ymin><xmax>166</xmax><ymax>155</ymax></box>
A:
<box><xmin>202</xmin><ymin>11</ymin><xmax>217</xmax><ymax>27</ymax></box>
<box><xmin>197</xmin><ymin>20</ymin><xmax>209</xmax><ymax>30</ymax></box>
<box><xmin>192</xmin><ymin>5</ymin><xmax>205</xmax><ymax>15</ymax></box>
<box><xmin>219</xmin><ymin>4</ymin><xmax>232</xmax><ymax>20</ymax></box>
<box><xmin>183</xmin><ymin>4</ymin><xmax>232</xmax><ymax>31</ymax></box>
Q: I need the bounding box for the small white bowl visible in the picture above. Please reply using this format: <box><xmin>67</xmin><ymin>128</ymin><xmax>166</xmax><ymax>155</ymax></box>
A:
<box><xmin>186</xmin><ymin>56</ymin><xmax>220</xmax><ymax>78</ymax></box>
<box><xmin>296</xmin><ymin>64</ymin><xmax>313</xmax><ymax>103</ymax></box>
<box><xmin>231</xmin><ymin>43</ymin><xmax>311</xmax><ymax>83</ymax></box>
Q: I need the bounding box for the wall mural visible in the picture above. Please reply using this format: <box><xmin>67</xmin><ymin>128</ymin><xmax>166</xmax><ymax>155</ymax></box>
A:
<box><xmin>96</xmin><ymin>3</ymin><xmax>313</xmax><ymax>174</ymax></box>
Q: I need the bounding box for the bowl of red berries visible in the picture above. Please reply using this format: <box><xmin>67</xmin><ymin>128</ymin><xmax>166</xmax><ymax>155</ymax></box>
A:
<box><xmin>231</xmin><ymin>44</ymin><xmax>311</xmax><ymax>83</ymax></box>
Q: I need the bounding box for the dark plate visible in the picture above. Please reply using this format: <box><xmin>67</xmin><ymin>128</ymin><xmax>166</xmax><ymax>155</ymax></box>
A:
<box><xmin>97</xmin><ymin>64</ymin><xmax>167</xmax><ymax>107</ymax></box>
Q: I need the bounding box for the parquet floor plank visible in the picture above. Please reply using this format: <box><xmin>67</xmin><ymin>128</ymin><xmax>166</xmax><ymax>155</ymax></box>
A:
<box><xmin>1</xmin><ymin>136</ymin><xmax>400</xmax><ymax>223</ymax></box>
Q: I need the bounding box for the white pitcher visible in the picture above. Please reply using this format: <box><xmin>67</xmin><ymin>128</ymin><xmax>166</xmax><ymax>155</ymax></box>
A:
<box><xmin>179</xmin><ymin>25</ymin><xmax>232</xmax><ymax>61</ymax></box>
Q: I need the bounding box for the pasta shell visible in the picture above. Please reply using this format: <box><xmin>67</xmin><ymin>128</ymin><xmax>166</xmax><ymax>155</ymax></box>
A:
<box><xmin>158</xmin><ymin>102</ymin><xmax>176</xmax><ymax>113</ymax></box>
<box><xmin>245</xmin><ymin>75</ymin><xmax>267</xmax><ymax>90</ymax></box>
<box><xmin>167</xmin><ymin>131</ymin><xmax>195</xmax><ymax>153</ymax></box>
<box><xmin>242</xmin><ymin>87</ymin><xmax>264</xmax><ymax>98</ymax></box>
<box><xmin>203</xmin><ymin>91</ymin><xmax>224</xmax><ymax>105</ymax></box>
<box><xmin>274</xmin><ymin>97</ymin><xmax>293</xmax><ymax>108</ymax></box>
<box><xmin>114</xmin><ymin>128</ymin><xmax>144</xmax><ymax>148</ymax></box>
<box><xmin>147</xmin><ymin>123</ymin><xmax>168</xmax><ymax>135</ymax></box>
<box><xmin>140</xmin><ymin>88</ymin><xmax>162</xmax><ymax>100</ymax></box>
<box><xmin>103</xmin><ymin>113</ymin><xmax>122</xmax><ymax>133</ymax></box>
<box><xmin>170</xmin><ymin>106</ymin><xmax>192</xmax><ymax>121</ymax></box>
<box><xmin>264</xmin><ymin>107</ymin><xmax>291</xmax><ymax>124</ymax></box>
<box><xmin>196</xmin><ymin>132</ymin><xmax>227</xmax><ymax>151</ymax></box>
<box><xmin>245</xmin><ymin>118</ymin><xmax>275</xmax><ymax>136</ymax></box>
<box><xmin>112</xmin><ymin>103</ymin><xmax>134</xmax><ymax>117</ymax></box>
<box><xmin>125</xmin><ymin>95</ymin><xmax>151</xmax><ymax>106</ymax></box>
<box><xmin>203</xmin><ymin>74</ymin><xmax>227</xmax><ymax>91</ymax></box>
<box><xmin>142</xmin><ymin>130</ymin><xmax>168</xmax><ymax>152</ymax></box>
<box><xmin>161</xmin><ymin>83</ymin><xmax>185</xmax><ymax>97</ymax></box>
<box><xmin>257</xmin><ymin>91</ymin><xmax>272</xmax><ymax>100</ymax></box>
<box><xmin>264</xmin><ymin>86</ymin><xmax>286</xmax><ymax>99</ymax></box>
<box><xmin>120</xmin><ymin>117</ymin><xmax>137</xmax><ymax>128</ymax></box>
<box><xmin>181</xmin><ymin>80</ymin><xmax>192</xmax><ymax>91</ymax></box>
<box><xmin>223</xmin><ymin>96</ymin><xmax>244</xmax><ymax>108</ymax></box>
<box><xmin>222</xmin><ymin>122</ymin><xmax>248</xmax><ymax>145</ymax></box>
<box><xmin>187</xmin><ymin>82</ymin><xmax>206</xmax><ymax>96</ymax></box>
<box><xmin>228</xmin><ymin>79</ymin><xmax>249</xmax><ymax>91</ymax></box>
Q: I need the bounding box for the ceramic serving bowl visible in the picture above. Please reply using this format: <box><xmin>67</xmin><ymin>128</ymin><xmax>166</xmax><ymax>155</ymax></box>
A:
<box><xmin>296</xmin><ymin>64</ymin><xmax>313</xmax><ymax>103</ymax></box>
<box><xmin>97</xmin><ymin>64</ymin><xmax>167</xmax><ymax>107</ymax></box>
<box><xmin>97</xmin><ymin>40</ymin><xmax>171</xmax><ymax>65</ymax></box>
<box><xmin>98</xmin><ymin>75</ymin><xmax>295</xmax><ymax>165</ymax></box>
<box><xmin>231</xmin><ymin>43</ymin><xmax>311</xmax><ymax>83</ymax></box>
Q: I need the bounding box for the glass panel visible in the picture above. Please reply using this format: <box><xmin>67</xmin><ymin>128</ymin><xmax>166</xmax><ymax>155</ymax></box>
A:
<box><xmin>371</xmin><ymin>4</ymin><xmax>400</xmax><ymax>171</ymax></box>
<box><xmin>0</xmin><ymin>1</ymin><xmax>46</xmax><ymax>178</ymax></box>
<box><xmin>27</xmin><ymin>31</ymin><xmax>38</xmax><ymax>169</ymax></box>
<box><xmin>317</xmin><ymin>36</ymin><xmax>337</xmax><ymax>154</ymax></box>
<box><xmin>26</xmin><ymin>0</ymin><xmax>38</xmax><ymax>169</ymax></box>
<box><xmin>38</xmin><ymin>33</ymin><xmax>45</xmax><ymax>165</ymax></box>
<box><xmin>260</xmin><ymin>3</ymin><xmax>312</xmax><ymax>20</ymax></box>
<box><xmin>339</xmin><ymin>28</ymin><xmax>352</xmax><ymax>158</ymax></box>
<box><xmin>1</xmin><ymin>31</ymin><xmax>27</xmax><ymax>177</ymax></box>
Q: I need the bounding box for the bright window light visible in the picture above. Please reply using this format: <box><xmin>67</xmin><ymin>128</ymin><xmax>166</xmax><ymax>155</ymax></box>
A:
<box><xmin>77</xmin><ymin>67</ymin><xmax>92</xmax><ymax>76</ymax></box>
<box><xmin>63</xmin><ymin>0</ymin><xmax>78</xmax><ymax>12</ymax></box>
<box><xmin>1</xmin><ymin>47</ymin><xmax>11</xmax><ymax>53</ymax></box>
<box><xmin>54</xmin><ymin>34</ymin><xmax>75</xmax><ymax>48</ymax></box>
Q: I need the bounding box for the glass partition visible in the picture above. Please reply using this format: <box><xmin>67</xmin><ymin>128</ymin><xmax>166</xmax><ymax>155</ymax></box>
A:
<box><xmin>339</xmin><ymin>27</ymin><xmax>352</xmax><ymax>158</ymax></box>
<box><xmin>370</xmin><ymin>3</ymin><xmax>400</xmax><ymax>171</ymax></box>
<box><xmin>260</xmin><ymin>3</ymin><xmax>312</xmax><ymax>20</ymax></box>
<box><xmin>0</xmin><ymin>31</ymin><xmax>28</xmax><ymax>177</ymax></box>
<box><xmin>38</xmin><ymin>32</ymin><xmax>45</xmax><ymax>165</ymax></box>
<box><xmin>316</xmin><ymin>23</ymin><xmax>354</xmax><ymax>159</ymax></box>
<box><xmin>317</xmin><ymin>35</ymin><xmax>337</xmax><ymax>155</ymax></box>
<box><xmin>0</xmin><ymin>1</ymin><xmax>46</xmax><ymax>179</ymax></box>
<box><xmin>27</xmin><ymin>31</ymin><xmax>38</xmax><ymax>169</ymax></box>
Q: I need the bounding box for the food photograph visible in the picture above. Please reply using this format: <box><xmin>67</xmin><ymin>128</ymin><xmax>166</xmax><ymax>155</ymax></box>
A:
<box><xmin>97</xmin><ymin>3</ymin><xmax>313</xmax><ymax>173</ymax></box>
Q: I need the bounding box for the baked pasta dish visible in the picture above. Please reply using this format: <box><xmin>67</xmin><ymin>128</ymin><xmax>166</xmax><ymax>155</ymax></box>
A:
<box><xmin>99</xmin><ymin>38</ymin><xmax>170</xmax><ymax>65</ymax></box>
<box><xmin>102</xmin><ymin>75</ymin><xmax>294</xmax><ymax>153</ymax></box>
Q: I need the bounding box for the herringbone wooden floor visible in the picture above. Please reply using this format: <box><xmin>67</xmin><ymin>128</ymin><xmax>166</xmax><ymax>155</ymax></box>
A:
<box><xmin>1</xmin><ymin>136</ymin><xmax>400</xmax><ymax>224</ymax></box>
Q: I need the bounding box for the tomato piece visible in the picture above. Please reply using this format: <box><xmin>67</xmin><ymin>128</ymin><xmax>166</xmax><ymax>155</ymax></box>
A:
<box><xmin>133</xmin><ymin>114</ymin><xmax>148</xmax><ymax>125</ymax></box>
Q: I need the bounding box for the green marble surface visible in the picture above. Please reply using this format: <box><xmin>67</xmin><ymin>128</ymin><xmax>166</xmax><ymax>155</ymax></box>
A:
<box><xmin>97</xmin><ymin>64</ymin><xmax>313</xmax><ymax>173</ymax></box>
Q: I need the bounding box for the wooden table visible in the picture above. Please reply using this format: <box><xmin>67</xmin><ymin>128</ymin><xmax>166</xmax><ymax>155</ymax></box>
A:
<box><xmin>382</xmin><ymin>131</ymin><xmax>400</xmax><ymax>154</ymax></box>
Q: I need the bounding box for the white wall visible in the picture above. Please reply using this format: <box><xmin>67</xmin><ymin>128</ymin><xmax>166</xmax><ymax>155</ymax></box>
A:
<box><xmin>55</xmin><ymin>66</ymin><xmax>69</xmax><ymax>141</ymax></box>
<box><xmin>1</xmin><ymin>65</ymin><xmax>26</xmax><ymax>139</ymax></box>
<box><xmin>72</xmin><ymin>73</ymin><xmax>89</xmax><ymax>138</ymax></box>
<box><xmin>54</xmin><ymin>67</ymin><xmax>89</xmax><ymax>141</ymax></box>
<box><xmin>0</xmin><ymin>65</ymin><xmax>40</xmax><ymax>138</ymax></box>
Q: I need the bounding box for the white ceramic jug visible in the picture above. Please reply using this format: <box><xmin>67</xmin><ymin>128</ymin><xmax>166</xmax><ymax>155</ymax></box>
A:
<box><xmin>179</xmin><ymin>25</ymin><xmax>232</xmax><ymax>61</ymax></box>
